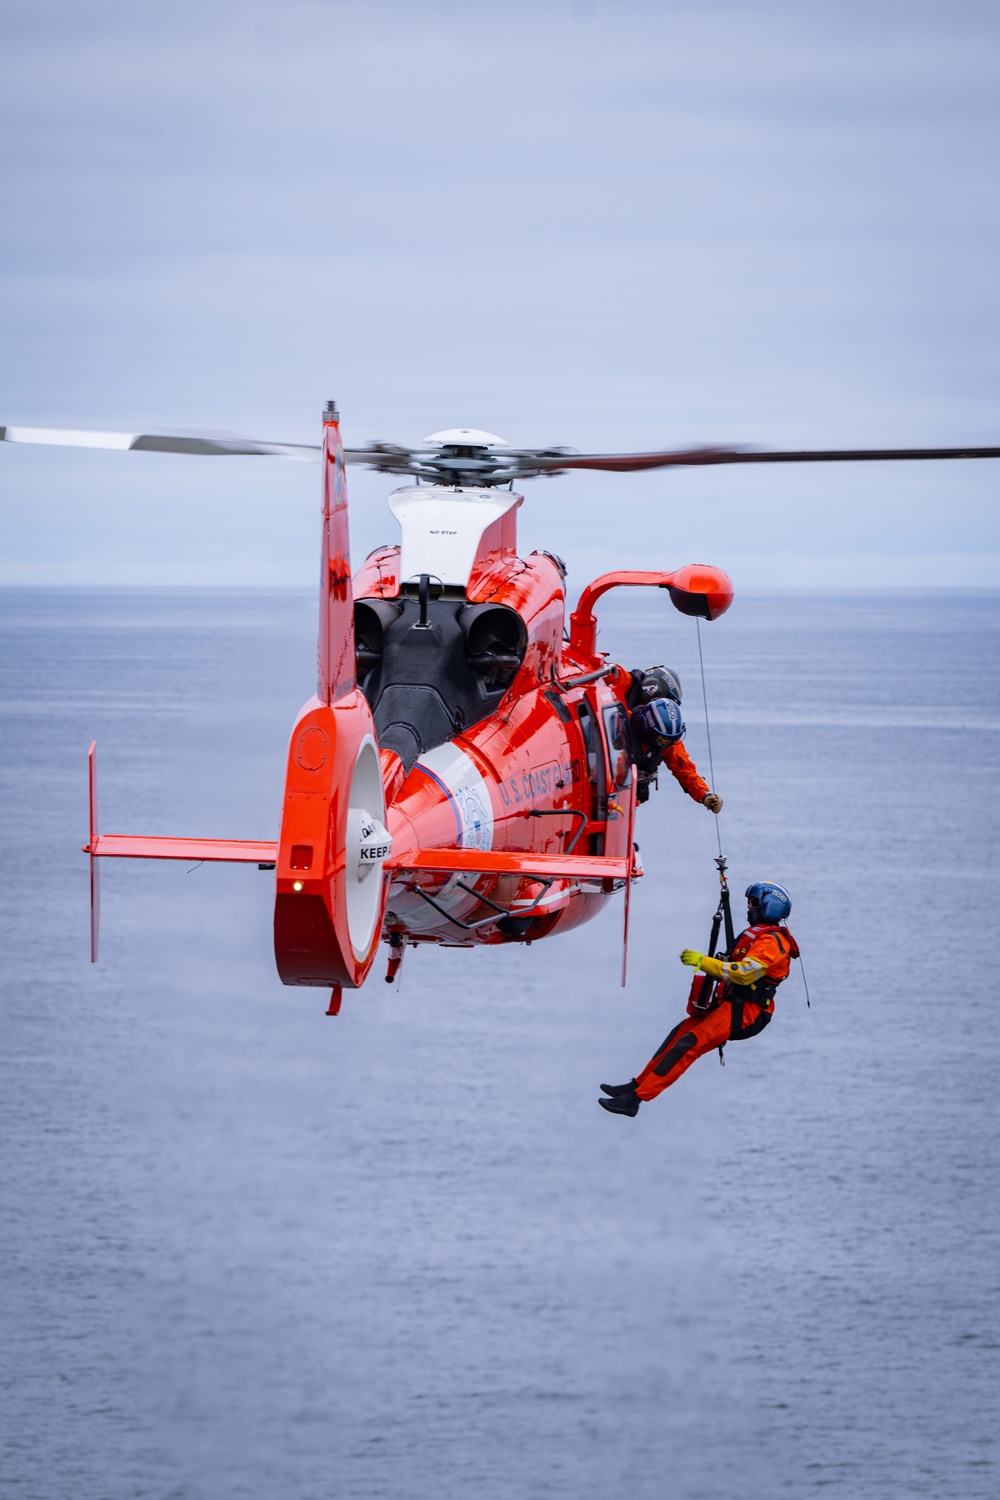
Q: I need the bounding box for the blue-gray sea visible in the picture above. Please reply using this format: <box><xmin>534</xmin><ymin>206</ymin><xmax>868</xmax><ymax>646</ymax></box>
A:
<box><xmin>2</xmin><ymin>587</ymin><xmax>999</xmax><ymax>1500</ymax></box>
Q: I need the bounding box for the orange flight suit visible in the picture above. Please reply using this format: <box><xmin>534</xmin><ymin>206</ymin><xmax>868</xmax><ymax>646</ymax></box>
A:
<box><xmin>660</xmin><ymin>740</ymin><xmax>710</xmax><ymax>802</ymax></box>
<box><xmin>635</xmin><ymin>925</ymin><xmax>798</xmax><ymax>1100</ymax></box>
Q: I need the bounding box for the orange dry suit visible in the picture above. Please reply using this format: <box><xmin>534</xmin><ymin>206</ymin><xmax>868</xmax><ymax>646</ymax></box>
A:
<box><xmin>633</xmin><ymin>736</ymin><xmax>710</xmax><ymax>805</ymax></box>
<box><xmin>626</xmin><ymin>670</ymin><xmax>711</xmax><ymax>805</ymax></box>
<box><xmin>634</xmin><ymin>924</ymin><xmax>799</xmax><ymax>1101</ymax></box>
<box><xmin>659</xmin><ymin>740</ymin><xmax>710</xmax><ymax>803</ymax></box>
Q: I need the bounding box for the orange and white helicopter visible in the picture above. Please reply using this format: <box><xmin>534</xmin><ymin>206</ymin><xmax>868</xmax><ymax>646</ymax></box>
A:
<box><xmin>3</xmin><ymin>409</ymin><xmax>998</xmax><ymax>1011</ymax></box>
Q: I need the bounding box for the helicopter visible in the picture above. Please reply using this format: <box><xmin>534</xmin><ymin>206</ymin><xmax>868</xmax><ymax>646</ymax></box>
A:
<box><xmin>3</xmin><ymin>409</ymin><xmax>998</xmax><ymax>1012</ymax></box>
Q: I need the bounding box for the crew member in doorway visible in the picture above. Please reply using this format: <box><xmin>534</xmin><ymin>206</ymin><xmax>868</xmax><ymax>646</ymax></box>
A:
<box><xmin>599</xmin><ymin>882</ymin><xmax>799</xmax><ymax>1118</ymax></box>
<box><xmin>627</xmin><ymin>666</ymin><xmax>722</xmax><ymax>812</ymax></box>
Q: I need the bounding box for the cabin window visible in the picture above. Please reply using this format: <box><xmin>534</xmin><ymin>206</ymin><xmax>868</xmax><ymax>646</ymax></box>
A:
<box><xmin>576</xmin><ymin>698</ymin><xmax>607</xmax><ymax>854</ymax></box>
<box><xmin>602</xmin><ymin>704</ymin><xmax>634</xmax><ymax>789</ymax></box>
<box><xmin>577</xmin><ymin>701</ymin><xmax>599</xmax><ymax>783</ymax></box>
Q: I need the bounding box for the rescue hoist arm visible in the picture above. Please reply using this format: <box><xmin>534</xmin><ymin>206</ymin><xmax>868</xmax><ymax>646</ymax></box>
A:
<box><xmin>569</xmin><ymin>566</ymin><xmax>733</xmax><ymax>657</ymax></box>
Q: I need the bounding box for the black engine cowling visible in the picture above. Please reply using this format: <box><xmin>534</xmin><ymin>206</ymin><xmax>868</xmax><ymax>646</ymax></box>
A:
<box><xmin>353</xmin><ymin>594</ymin><xmax>527</xmax><ymax>770</ymax></box>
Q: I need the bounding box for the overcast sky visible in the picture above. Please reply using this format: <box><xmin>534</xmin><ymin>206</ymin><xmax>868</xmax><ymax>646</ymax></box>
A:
<box><xmin>1</xmin><ymin>0</ymin><xmax>998</xmax><ymax>586</ymax></box>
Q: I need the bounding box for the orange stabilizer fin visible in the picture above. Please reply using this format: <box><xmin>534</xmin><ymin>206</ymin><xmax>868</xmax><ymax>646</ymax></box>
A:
<box><xmin>318</xmin><ymin>411</ymin><xmax>357</xmax><ymax>705</ymax></box>
<box><xmin>85</xmin><ymin>742</ymin><xmax>277</xmax><ymax>963</ymax></box>
<box><xmin>85</xmin><ymin>835</ymin><xmax>278</xmax><ymax>862</ymax></box>
<box><xmin>89</xmin><ymin>741</ymin><xmax>100</xmax><ymax>962</ymax></box>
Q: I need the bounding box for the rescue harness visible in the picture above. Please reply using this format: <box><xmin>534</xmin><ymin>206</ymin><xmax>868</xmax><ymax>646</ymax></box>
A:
<box><xmin>686</xmin><ymin>857</ymin><xmax>801</xmax><ymax>1062</ymax></box>
<box><xmin>689</xmin><ymin>616</ymin><xmax>807</xmax><ymax>1052</ymax></box>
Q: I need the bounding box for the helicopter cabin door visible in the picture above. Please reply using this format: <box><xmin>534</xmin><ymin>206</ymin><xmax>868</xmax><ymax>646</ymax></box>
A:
<box><xmin>600</xmin><ymin>701</ymin><xmax>635</xmax><ymax>860</ymax></box>
<box><xmin>575</xmin><ymin>698</ymin><xmax>607</xmax><ymax>855</ymax></box>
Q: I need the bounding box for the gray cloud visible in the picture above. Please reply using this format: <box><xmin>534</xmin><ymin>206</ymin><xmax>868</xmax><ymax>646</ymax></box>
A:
<box><xmin>2</xmin><ymin>0</ymin><xmax>998</xmax><ymax>583</ymax></box>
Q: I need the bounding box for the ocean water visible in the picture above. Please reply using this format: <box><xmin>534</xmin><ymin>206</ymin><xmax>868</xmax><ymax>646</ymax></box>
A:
<box><xmin>1</xmin><ymin>586</ymin><xmax>998</xmax><ymax>1500</ymax></box>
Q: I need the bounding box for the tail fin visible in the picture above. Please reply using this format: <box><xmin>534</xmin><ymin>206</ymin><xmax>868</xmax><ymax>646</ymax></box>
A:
<box><xmin>318</xmin><ymin>403</ymin><xmax>357</xmax><ymax>704</ymax></box>
<box><xmin>274</xmin><ymin>407</ymin><xmax>391</xmax><ymax>993</ymax></box>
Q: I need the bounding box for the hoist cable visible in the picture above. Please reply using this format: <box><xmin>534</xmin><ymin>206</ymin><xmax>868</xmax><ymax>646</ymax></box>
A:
<box><xmin>696</xmin><ymin>617</ymin><xmax>810</xmax><ymax>1009</ymax></box>
<box><xmin>695</xmin><ymin>615</ymin><xmax>724</xmax><ymax>861</ymax></box>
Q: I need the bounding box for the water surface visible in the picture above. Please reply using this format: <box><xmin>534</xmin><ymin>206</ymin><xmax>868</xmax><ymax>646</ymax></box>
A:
<box><xmin>2</xmin><ymin>587</ymin><xmax>998</xmax><ymax>1498</ymax></box>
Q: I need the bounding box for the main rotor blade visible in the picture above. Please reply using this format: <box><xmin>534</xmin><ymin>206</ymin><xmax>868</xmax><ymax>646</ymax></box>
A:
<box><xmin>526</xmin><ymin>443</ymin><xmax>1000</xmax><ymax>474</ymax></box>
<box><xmin>6</xmin><ymin>424</ymin><xmax>999</xmax><ymax>480</ymax></box>
<box><xmin>0</xmin><ymin>425</ymin><xmax>321</xmax><ymax>460</ymax></box>
<box><xmin>343</xmin><ymin>444</ymin><xmax>420</xmax><ymax>469</ymax></box>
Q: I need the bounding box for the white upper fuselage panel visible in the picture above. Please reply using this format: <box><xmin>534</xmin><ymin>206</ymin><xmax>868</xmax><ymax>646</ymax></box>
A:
<box><xmin>388</xmin><ymin>485</ymin><xmax>522</xmax><ymax>589</ymax></box>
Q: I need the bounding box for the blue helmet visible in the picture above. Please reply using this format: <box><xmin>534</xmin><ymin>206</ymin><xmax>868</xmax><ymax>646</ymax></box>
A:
<box><xmin>745</xmin><ymin>881</ymin><xmax>791</xmax><ymax>924</ymax></box>
<box><xmin>632</xmin><ymin>696</ymin><xmax>685</xmax><ymax>747</ymax></box>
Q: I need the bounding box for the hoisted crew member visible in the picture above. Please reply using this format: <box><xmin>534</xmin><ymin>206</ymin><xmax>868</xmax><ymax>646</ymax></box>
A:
<box><xmin>627</xmin><ymin>666</ymin><xmax>722</xmax><ymax>813</ymax></box>
<box><xmin>599</xmin><ymin>882</ymin><xmax>799</xmax><ymax>1117</ymax></box>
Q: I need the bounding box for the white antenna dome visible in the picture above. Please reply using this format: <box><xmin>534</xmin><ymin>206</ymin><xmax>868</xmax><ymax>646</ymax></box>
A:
<box><xmin>423</xmin><ymin>428</ymin><xmax>508</xmax><ymax>447</ymax></box>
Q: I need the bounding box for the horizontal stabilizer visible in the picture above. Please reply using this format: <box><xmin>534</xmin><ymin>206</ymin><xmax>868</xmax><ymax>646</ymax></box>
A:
<box><xmin>85</xmin><ymin>835</ymin><xmax>278</xmax><ymax>863</ymax></box>
<box><xmin>385</xmin><ymin>848</ymin><xmax>631</xmax><ymax>881</ymax></box>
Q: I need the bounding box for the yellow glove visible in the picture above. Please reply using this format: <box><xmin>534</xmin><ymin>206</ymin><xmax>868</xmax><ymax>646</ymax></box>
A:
<box><xmin>680</xmin><ymin>949</ymin><xmax>704</xmax><ymax>967</ymax></box>
<box><xmin>703</xmin><ymin>793</ymin><xmax>723</xmax><ymax>814</ymax></box>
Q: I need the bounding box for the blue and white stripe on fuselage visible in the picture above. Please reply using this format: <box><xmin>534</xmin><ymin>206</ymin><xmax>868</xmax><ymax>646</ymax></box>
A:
<box><xmin>391</xmin><ymin>741</ymin><xmax>497</xmax><ymax>932</ymax></box>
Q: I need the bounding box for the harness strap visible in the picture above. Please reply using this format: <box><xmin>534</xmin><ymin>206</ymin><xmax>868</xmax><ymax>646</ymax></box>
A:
<box><xmin>729</xmin><ymin>998</ymin><xmax>775</xmax><ymax>1042</ymax></box>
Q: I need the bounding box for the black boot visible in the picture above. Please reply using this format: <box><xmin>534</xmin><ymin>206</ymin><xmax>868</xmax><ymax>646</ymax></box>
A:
<box><xmin>598</xmin><ymin>1088</ymin><xmax>640</xmax><ymax>1118</ymax></box>
<box><xmin>600</xmin><ymin>1078</ymin><xmax>639</xmax><ymax>1097</ymax></box>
